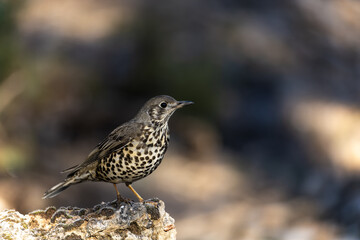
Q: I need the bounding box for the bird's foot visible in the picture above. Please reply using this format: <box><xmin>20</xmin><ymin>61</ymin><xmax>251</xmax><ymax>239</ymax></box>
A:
<box><xmin>109</xmin><ymin>197</ymin><xmax>133</xmax><ymax>208</ymax></box>
<box><xmin>143</xmin><ymin>198</ymin><xmax>160</xmax><ymax>206</ymax></box>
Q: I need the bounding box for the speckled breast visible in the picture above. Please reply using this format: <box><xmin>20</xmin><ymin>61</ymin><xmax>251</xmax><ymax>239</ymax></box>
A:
<box><xmin>96</xmin><ymin>124</ymin><xmax>170</xmax><ymax>183</ymax></box>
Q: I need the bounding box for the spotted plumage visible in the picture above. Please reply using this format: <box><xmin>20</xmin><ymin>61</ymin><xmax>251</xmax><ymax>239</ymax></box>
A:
<box><xmin>43</xmin><ymin>95</ymin><xmax>193</xmax><ymax>202</ymax></box>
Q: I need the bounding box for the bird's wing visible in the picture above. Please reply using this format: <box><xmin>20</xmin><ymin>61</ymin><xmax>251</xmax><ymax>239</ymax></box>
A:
<box><xmin>63</xmin><ymin>122</ymin><xmax>142</xmax><ymax>176</ymax></box>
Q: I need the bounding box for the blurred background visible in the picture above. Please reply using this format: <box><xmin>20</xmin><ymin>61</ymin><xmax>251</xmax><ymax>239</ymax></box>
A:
<box><xmin>1</xmin><ymin>0</ymin><xmax>360</xmax><ymax>239</ymax></box>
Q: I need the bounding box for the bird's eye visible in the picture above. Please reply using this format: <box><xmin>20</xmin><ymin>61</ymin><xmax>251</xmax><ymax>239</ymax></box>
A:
<box><xmin>160</xmin><ymin>102</ymin><xmax>167</xmax><ymax>108</ymax></box>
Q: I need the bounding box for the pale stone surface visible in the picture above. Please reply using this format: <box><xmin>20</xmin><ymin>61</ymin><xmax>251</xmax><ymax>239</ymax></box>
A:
<box><xmin>0</xmin><ymin>198</ymin><xmax>176</xmax><ymax>240</ymax></box>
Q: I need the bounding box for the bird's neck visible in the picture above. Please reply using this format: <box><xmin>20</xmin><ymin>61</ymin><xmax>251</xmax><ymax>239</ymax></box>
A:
<box><xmin>149</xmin><ymin>120</ymin><xmax>168</xmax><ymax>129</ymax></box>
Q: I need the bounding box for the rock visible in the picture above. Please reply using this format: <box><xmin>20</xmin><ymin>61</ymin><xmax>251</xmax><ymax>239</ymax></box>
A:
<box><xmin>0</xmin><ymin>198</ymin><xmax>176</xmax><ymax>240</ymax></box>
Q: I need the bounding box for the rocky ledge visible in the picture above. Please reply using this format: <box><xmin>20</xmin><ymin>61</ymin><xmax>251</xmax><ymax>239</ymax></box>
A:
<box><xmin>0</xmin><ymin>198</ymin><xmax>176</xmax><ymax>240</ymax></box>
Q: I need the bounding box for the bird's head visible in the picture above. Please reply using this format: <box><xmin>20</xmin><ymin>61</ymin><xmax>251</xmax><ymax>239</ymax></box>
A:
<box><xmin>135</xmin><ymin>95</ymin><xmax>193</xmax><ymax>124</ymax></box>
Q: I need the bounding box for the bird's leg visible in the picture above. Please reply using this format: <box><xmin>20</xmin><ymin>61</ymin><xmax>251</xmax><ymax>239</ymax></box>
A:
<box><xmin>113</xmin><ymin>183</ymin><xmax>127</xmax><ymax>203</ymax></box>
<box><xmin>126</xmin><ymin>183</ymin><xmax>144</xmax><ymax>202</ymax></box>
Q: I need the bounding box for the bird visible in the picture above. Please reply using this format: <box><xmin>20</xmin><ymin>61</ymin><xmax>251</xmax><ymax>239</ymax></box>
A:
<box><xmin>43</xmin><ymin>95</ymin><xmax>193</xmax><ymax>203</ymax></box>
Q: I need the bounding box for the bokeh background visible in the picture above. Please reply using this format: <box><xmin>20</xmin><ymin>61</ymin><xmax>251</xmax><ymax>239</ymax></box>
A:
<box><xmin>1</xmin><ymin>0</ymin><xmax>360</xmax><ymax>239</ymax></box>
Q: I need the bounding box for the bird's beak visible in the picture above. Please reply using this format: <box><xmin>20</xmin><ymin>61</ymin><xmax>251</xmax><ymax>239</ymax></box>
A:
<box><xmin>175</xmin><ymin>100</ymin><xmax>194</xmax><ymax>108</ymax></box>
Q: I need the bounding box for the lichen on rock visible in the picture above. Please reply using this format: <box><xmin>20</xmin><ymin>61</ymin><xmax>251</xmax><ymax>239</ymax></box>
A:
<box><xmin>0</xmin><ymin>198</ymin><xmax>176</xmax><ymax>240</ymax></box>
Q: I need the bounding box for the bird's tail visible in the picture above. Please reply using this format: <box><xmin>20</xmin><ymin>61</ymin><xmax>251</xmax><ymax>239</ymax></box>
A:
<box><xmin>43</xmin><ymin>172</ymin><xmax>90</xmax><ymax>199</ymax></box>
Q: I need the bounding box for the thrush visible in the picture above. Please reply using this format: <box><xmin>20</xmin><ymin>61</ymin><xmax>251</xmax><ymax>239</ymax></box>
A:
<box><xmin>43</xmin><ymin>95</ymin><xmax>193</xmax><ymax>202</ymax></box>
